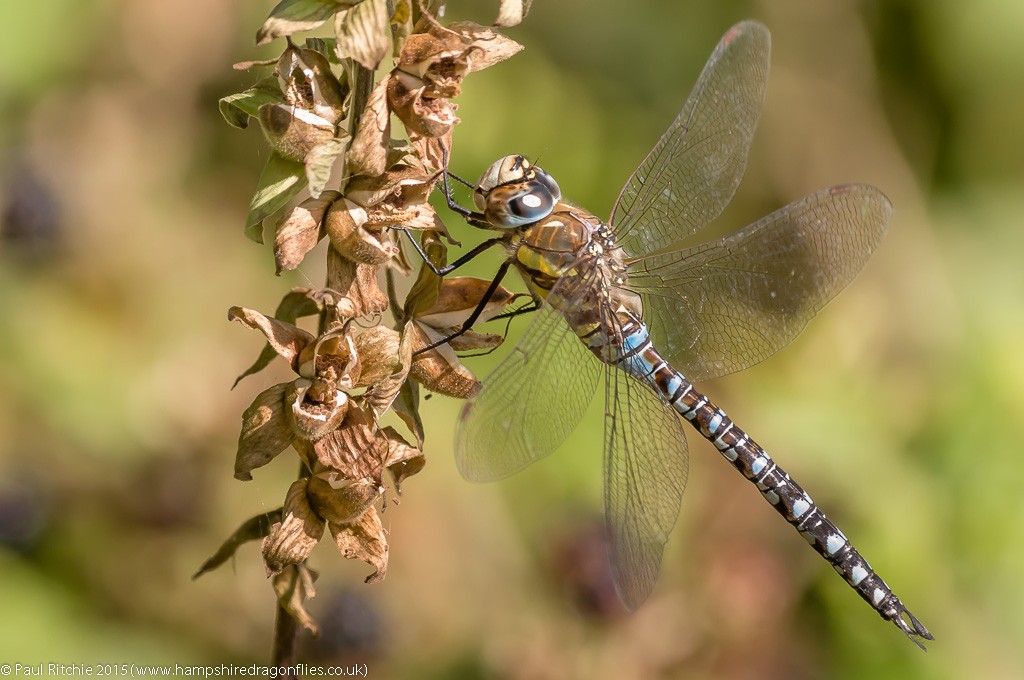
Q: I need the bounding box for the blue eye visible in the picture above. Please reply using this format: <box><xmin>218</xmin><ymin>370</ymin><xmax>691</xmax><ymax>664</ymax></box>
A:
<box><xmin>482</xmin><ymin>171</ymin><xmax>561</xmax><ymax>227</ymax></box>
<box><xmin>534</xmin><ymin>169</ymin><xmax>561</xmax><ymax>203</ymax></box>
<box><xmin>508</xmin><ymin>191</ymin><xmax>552</xmax><ymax>220</ymax></box>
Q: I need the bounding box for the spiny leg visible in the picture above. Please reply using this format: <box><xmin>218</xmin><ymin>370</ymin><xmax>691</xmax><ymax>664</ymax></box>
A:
<box><xmin>412</xmin><ymin>259</ymin><xmax>514</xmax><ymax>356</ymax></box>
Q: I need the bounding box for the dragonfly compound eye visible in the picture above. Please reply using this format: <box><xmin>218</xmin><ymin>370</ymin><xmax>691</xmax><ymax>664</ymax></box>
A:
<box><xmin>485</xmin><ymin>181</ymin><xmax>557</xmax><ymax>227</ymax></box>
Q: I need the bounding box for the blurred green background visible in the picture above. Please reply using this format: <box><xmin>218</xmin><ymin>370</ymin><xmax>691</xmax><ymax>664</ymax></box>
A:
<box><xmin>1</xmin><ymin>0</ymin><xmax>1022</xmax><ymax>678</ymax></box>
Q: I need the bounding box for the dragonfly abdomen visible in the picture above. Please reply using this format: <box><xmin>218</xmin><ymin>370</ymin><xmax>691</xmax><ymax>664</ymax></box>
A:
<box><xmin>610</xmin><ymin>314</ymin><xmax>932</xmax><ymax>647</ymax></box>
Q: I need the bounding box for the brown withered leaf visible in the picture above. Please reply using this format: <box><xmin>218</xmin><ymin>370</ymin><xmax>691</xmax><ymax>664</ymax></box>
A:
<box><xmin>345</xmin><ymin>164</ymin><xmax>429</xmax><ymax>208</ymax></box>
<box><xmin>389</xmin><ymin>230</ymin><xmax>414</xmax><ymax>277</ymax></box>
<box><xmin>334</xmin><ymin>0</ymin><xmax>390</xmax><ymax>71</ymax></box>
<box><xmin>363</xmin><ymin>322</ymin><xmax>414</xmax><ymax>416</ymax></box>
<box><xmin>232</xmin><ymin>291</ymin><xmax>324</xmax><ymax>388</ymax></box>
<box><xmin>232</xmin><ymin>58</ymin><xmax>279</xmax><ymax>71</ymax></box>
<box><xmin>236</xmin><ymin>383</ymin><xmax>296</xmax><ymax>481</ymax></box>
<box><xmin>327</xmin><ymin>249</ymin><xmax>389</xmax><ymax>317</ymax></box>
<box><xmin>407</xmin><ymin>322</ymin><xmax>479</xmax><ymax>399</ymax></box>
<box><xmin>402</xmin><ymin>230</ymin><xmax>447</xmax><ymax>319</ymax></box>
<box><xmin>392</xmin><ymin>380</ymin><xmax>424</xmax><ymax>448</ymax></box>
<box><xmin>292</xmin><ymin>438</ymin><xmax>318</xmax><ymax>474</ymax></box>
<box><xmin>285</xmin><ymin>378</ymin><xmax>350</xmax><ymax>441</ymax></box>
<box><xmin>275</xmin><ymin>190</ymin><xmax>340</xmax><ymax>274</ymax></box>
<box><xmin>407</xmin><ymin>276</ymin><xmax>525</xmax><ymax>398</ymax></box>
<box><xmin>494</xmin><ymin>0</ymin><xmax>532</xmax><ymax>28</ymax></box>
<box><xmin>348</xmin><ymin>76</ymin><xmax>391</xmax><ymax>178</ymax></box>
<box><xmin>257</xmin><ymin>0</ymin><xmax>353</xmax><ymax>46</ymax></box>
<box><xmin>448</xmin><ymin>21</ymin><xmax>524</xmax><ymax>72</ymax></box>
<box><xmin>311</xmin><ymin>405</ymin><xmax>388</xmax><ymax>479</ymax></box>
<box><xmin>229</xmin><ymin>306</ymin><xmax>315</xmax><ymax>372</ymax></box>
<box><xmin>330</xmin><ymin>507</ymin><xmax>388</xmax><ymax>583</ymax></box>
<box><xmin>366</xmin><ymin>193</ymin><xmax>447</xmax><ymax>236</ymax></box>
<box><xmin>447</xmin><ymin>330</ymin><xmax>505</xmax><ymax>352</ymax></box>
<box><xmin>262</xmin><ymin>479</ymin><xmax>326</xmax><ymax>575</ymax></box>
<box><xmin>272</xmin><ymin>564</ymin><xmax>320</xmax><ymax>636</ymax></box>
<box><xmin>192</xmin><ymin>510</ymin><xmax>283</xmax><ymax>579</ymax></box>
<box><xmin>408</xmin><ymin>128</ymin><xmax>452</xmax><ymax>173</ymax></box>
<box><xmin>382</xmin><ymin>426</ymin><xmax>425</xmax><ymax>488</ymax></box>
<box><xmin>416</xmin><ymin>276</ymin><xmax>522</xmax><ymax>330</ymax></box>
<box><xmin>352</xmin><ymin>325</ymin><xmax>402</xmax><ymax>387</ymax></box>
<box><xmin>308</xmin><ymin>471</ymin><xmax>384</xmax><ymax>525</ymax></box>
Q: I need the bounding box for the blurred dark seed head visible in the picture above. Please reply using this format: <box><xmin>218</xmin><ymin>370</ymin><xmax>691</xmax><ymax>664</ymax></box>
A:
<box><xmin>1</xmin><ymin>152</ymin><xmax>62</xmax><ymax>259</ymax></box>
<box><xmin>0</xmin><ymin>476</ymin><xmax>52</xmax><ymax>555</ymax></box>
<box><xmin>547</xmin><ymin>516</ymin><xmax>627</xmax><ymax>621</ymax></box>
<box><xmin>303</xmin><ymin>590</ymin><xmax>384</xmax><ymax>664</ymax></box>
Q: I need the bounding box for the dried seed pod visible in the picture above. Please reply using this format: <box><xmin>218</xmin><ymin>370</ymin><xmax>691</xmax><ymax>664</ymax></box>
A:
<box><xmin>387</xmin><ymin>70</ymin><xmax>458</xmax><ymax>138</ymax></box>
<box><xmin>325</xmin><ymin>197</ymin><xmax>399</xmax><ymax>265</ymax></box>
<box><xmin>308</xmin><ymin>472</ymin><xmax>383</xmax><ymax>526</ymax></box>
<box><xmin>286</xmin><ymin>378</ymin><xmax>350</xmax><ymax>442</ymax></box>
<box><xmin>258</xmin><ymin>103</ymin><xmax>338</xmax><ymax>162</ymax></box>
<box><xmin>277</xmin><ymin>45</ymin><xmax>346</xmax><ymax>124</ymax></box>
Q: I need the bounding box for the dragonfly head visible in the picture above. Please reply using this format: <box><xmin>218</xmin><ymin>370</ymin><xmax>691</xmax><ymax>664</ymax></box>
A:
<box><xmin>474</xmin><ymin>155</ymin><xmax>561</xmax><ymax>228</ymax></box>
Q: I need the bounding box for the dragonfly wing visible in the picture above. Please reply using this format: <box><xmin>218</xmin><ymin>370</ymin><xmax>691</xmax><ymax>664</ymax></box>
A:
<box><xmin>611</xmin><ymin>20</ymin><xmax>770</xmax><ymax>257</ymax></box>
<box><xmin>604</xmin><ymin>361</ymin><xmax>690</xmax><ymax>610</ymax></box>
<box><xmin>455</xmin><ymin>284</ymin><xmax>603</xmax><ymax>482</ymax></box>
<box><xmin>632</xmin><ymin>184</ymin><xmax>892</xmax><ymax>382</ymax></box>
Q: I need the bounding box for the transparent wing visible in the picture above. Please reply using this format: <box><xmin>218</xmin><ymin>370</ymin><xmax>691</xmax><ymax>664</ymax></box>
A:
<box><xmin>611</xmin><ymin>20</ymin><xmax>770</xmax><ymax>257</ymax></box>
<box><xmin>630</xmin><ymin>184</ymin><xmax>892</xmax><ymax>382</ymax></box>
<box><xmin>604</xmin><ymin>360</ymin><xmax>690</xmax><ymax>610</ymax></box>
<box><xmin>455</xmin><ymin>283</ymin><xmax>602</xmax><ymax>482</ymax></box>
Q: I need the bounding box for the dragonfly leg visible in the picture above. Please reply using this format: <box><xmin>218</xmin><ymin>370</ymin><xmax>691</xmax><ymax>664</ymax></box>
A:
<box><xmin>488</xmin><ymin>296</ymin><xmax>540</xmax><ymax>321</ymax></box>
<box><xmin>413</xmin><ymin>259</ymin><xmax>513</xmax><ymax>356</ymax></box>
<box><xmin>398</xmin><ymin>229</ymin><xmax>506</xmax><ymax>277</ymax></box>
<box><xmin>439</xmin><ymin>144</ymin><xmax>491</xmax><ymax>228</ymax></box>
<box><xmin>456</xmin><ymin>297</ymin><xmax>542</xmax><ymax>358</ymax></box>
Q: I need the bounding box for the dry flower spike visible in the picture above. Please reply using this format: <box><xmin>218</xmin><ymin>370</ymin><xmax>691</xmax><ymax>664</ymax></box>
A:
<box><xmin>204</xmin><ymin>0</ymin><xmax>531</xmax><ymax>657</ymax></box>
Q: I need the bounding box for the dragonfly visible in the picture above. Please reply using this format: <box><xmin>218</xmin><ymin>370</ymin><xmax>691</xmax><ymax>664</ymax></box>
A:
<box><xmin>413</xmin><ymin>19</ymin><xmax>932</xmax><ymax>648</ymax></box>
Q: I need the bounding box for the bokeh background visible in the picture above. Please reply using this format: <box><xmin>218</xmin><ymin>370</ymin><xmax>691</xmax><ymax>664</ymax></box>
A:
<box><xmin>1</xmin><ymin>0</ymin><xmax>1022</xmax><ymax>678</ymax></box>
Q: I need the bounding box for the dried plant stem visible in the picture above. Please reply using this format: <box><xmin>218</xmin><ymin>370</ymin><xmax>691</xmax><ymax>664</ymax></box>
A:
<box><xmin>270</xmin><ymin>600</ymin><xmax>299</xmax><ymax>673</ymax></box>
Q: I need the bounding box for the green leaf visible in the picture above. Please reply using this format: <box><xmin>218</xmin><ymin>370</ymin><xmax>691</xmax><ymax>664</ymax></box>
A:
<box><xmin>245</xmin><ymin>152</ymin><xmax>308</xmax><ymax>243</ymax></box>
<box><xmin>334</xmin><ymin>0</ymin><xmax>390</xmax><ymax>71</ymax></box>
<box><xmin>305</xmin><ymin>135</ymin><xmax>348</xmax><ymax>198</ymax></box>
<box><xmin>257</xmin><ymin>0</ymin><xmax>354</xmax><ymax>46</ymax></box>
<box><xmin>219</xmin><ymin>78</ymin><xmax>283</xmax><ymax>129</ymax></box>
<box><xmin>192</xmin><ymin>510</ymin><xmax>283</xmax><ymax>579</ymax></box>
<box><xmin>304</xmin><ymin>37</ymin><xmax>344</xmax><ymax>64</ymax></box>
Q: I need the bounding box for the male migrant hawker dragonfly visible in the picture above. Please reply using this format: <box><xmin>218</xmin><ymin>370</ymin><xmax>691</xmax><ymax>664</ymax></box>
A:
<box><xmin>409</xmin><ymin>19</ymin><xmax>932</xmax><ymax>648</ymax></box>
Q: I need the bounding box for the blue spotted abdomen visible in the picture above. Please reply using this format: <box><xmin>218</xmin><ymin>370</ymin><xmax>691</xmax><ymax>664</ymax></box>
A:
<box><xmin>602</xmin><ymin>314</ymin><xmax>929</xmax><ymax>641</ymax></box>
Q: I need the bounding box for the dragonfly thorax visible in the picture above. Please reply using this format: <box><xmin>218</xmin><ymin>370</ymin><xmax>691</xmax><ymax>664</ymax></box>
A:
<box><xmin>474</xmin><ymin>155</ymin><xmax>562</xmax><ymax>228</ymax></box>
